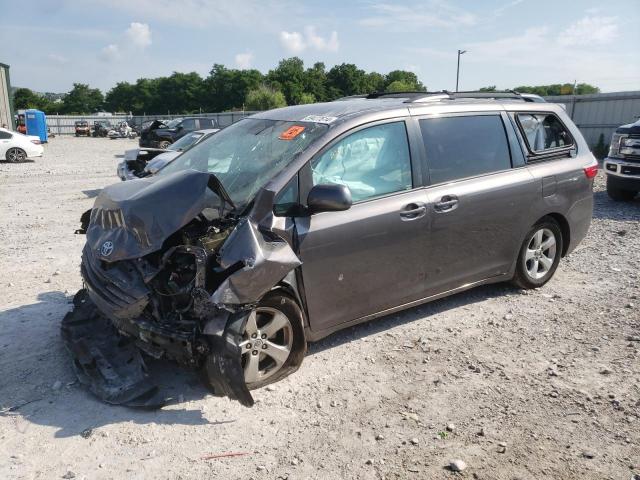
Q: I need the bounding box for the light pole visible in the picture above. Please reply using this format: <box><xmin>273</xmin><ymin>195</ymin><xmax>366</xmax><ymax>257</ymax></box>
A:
<box><xmin>456</xmin><ymin>49</ymin><xmax>466</xmax><ymax>92</ymax></box>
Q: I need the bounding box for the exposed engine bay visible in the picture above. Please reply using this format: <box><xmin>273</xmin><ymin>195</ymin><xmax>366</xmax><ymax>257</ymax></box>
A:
<box><xmin>63</xmin><ymin>169</ymin><xmax>303</xmax><ymax>408</ymax></box>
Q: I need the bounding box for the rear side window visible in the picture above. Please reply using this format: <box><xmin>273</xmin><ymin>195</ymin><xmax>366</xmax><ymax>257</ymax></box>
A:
<box><xmin>181</xmin><ymin>118</ymin><xmax>196</xmax><ymax>130</ymax></box>
<box><xmin>199</xmin><ymin>118</ymin><xmax>215</xmax><ymax>128</ymax></box>
<box><xmin>419</xmin><ymin>115</ymin><xmax>511</xmax><ymax>185</ymax></box>
<box><xmin>516</xmin><ymin>113</ymin><xmax>573</xmax><ymax>153</ymax></box>
<box><xmin>311</xmin><ymin>121</ymin><xmax>412</xmax><ymax>203</ymax></box>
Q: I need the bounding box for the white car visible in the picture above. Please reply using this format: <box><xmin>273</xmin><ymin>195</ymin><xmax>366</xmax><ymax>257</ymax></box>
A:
<box><xmin>0</xmin><ymin>127</ymin><xmax>44</xmax><ymax>162</ymax></box>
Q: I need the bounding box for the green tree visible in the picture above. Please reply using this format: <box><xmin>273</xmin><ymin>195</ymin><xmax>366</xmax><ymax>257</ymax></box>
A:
<box><xmin>245</xmin><ymin>85</ymin><xmax>287</xmax><ymax>111</ymax></box>
<box><xmin>61</xmin><ymin>83</ymin><xmax>104</xmax><ymax>114</ymax></box>
<box><xmin>303</xmin><ymin>62</ymin><xmax>328</xmax><ymax>102</ymax></box>
<box><xmin>326</xmin><ymin>63</ymin><xmax>369</xmax><ymax>98</ymax></box>
<box><xmin>156</xmin><ymin>72</ymin><xmax>204</xmax><ymax>114</ymax></box>
<box><xmin>514</xmin><ymin>83</ymin><xmax>599</xmax><ymax>96</ymax></box>
<box><xmin>298</xmin><ymin>93</ymin><xmax>316</xmax><ymax>104</ymax></box>
<box><xmin>384</xmin><ymin>70</ymin><xmax>425</xmax><ymax>91</ymax></box>
<box><xmin>14</xmin><ymin>88</ymin><xmax>43</xmax><ymax>109</ymax></box>
<box><xmin>592</xmin><ymin>133</ymin><xmax>609</xmax><ymax>159</ymax></box>
<box><xmin>386</xmin><ymin>80</ymin><xmax>415</xmax><ymax>92</ymax></box>
<box><xmin>203</xmin><ymin>64</ymin><xmax>263</xmax><ymax>112</ymax></box>
<box><xmin>105</xmin><ymin>81</ymin><xmax>137</xmax><ymax>113</ymax></box>
<box><xmin>365</xmin><ymin>72</ymin><xmax>386</xmax><ymax>93</ymax></box>
<box><xmin>479</xmin><ymin>85</ymin><xmax>497</xmax><ymax>92</ymax></box>
<box><xmin>266</xmin><ymin>57</ymin><xmax>306</xmax><ymax>105</ymax></box>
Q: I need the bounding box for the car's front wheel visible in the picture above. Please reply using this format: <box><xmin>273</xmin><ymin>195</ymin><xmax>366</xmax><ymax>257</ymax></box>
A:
<box><xmin>158</xmin><ymin>140</ymin><xmax>171</xmax><ymax>149</ymax></box>
<box><xmin>512</xmin><ymin>218</ymin><xmax>563</xmax><ymax>289</ymax></box>
<box><xmin>6</xmin><ymin>147</ymin><xmax>26</xmax><ymax>163</ymax></box>
<box><xmin>239</xmin><ymin>292</ymin><xmax>306</xmax><ymax>390</ymax></box>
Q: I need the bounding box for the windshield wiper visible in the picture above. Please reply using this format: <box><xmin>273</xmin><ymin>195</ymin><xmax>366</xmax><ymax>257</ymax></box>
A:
<box><xmin>207</xmin><ymin>174</ymin><xmax>237</xmax><ymax>215</ymax></box>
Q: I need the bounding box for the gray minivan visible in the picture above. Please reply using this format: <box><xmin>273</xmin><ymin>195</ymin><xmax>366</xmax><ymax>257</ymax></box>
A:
<box><xmin>65</xmin><ymin>91</ymin><xmax>597</xmax><ymax>408</ymax></box>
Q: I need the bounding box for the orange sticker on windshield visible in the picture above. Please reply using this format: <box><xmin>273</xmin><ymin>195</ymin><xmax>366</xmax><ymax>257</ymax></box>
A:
<box><xmin>279</xmin><ymin>125</ymin><xmax>305</xmax><ymax>140</ymax></box>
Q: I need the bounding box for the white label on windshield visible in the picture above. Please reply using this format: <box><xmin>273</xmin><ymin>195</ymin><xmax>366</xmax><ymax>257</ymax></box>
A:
<box><xmin>301</xmin><ymin>115</ymin><xmax>338</xmax><ymax>124</ymax></box>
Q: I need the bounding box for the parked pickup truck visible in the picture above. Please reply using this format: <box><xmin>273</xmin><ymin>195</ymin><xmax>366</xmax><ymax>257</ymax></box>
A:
<box><xmin>604</xmin><ymin>118</ymin><xmax>640</xmax><ymax>201</ymax></box>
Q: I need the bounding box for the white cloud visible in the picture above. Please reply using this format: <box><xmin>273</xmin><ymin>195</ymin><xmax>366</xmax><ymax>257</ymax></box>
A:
<box><xmin>280</xmin><ymin>31</ymin><xmax>306</xmax><ymax>54</ymax></box>
<box><xmin>558</xmin><ymin>16</ymin><xmax>618</xmax><ymax>46</ymax></box>
<box><xmin>99</xmin><ymin>44</ymin><xmax>121</xmax><ymax>62</ymax></box>
<box><xmin>279</xmin><ymin>27</ymin><xmax>339</xmax><ymax>54</ymax></box>
<box><xmin>125</xmin><ymin>22</ymin><xmax>152</xmax><ymax>48</ymax></box>
<box><xmin>359</xmin><ymin>2</ymin><xmax>476</xmax><ymax>30</ymax></box>
<box><xmin>234</xmin><ymin>52</ymin><xmax>254</xmax><ymax>69</ymax></box>
<box><xmin>304</xmin><ymin>26</ymin><xmax>339</xmax><ymax>52</ymax></box>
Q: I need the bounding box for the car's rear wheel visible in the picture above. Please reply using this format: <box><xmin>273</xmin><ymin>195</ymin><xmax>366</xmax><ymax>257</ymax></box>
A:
<box><xmin>240</xmin><ymin>292</ymin><xmax>306</xmax><ymax>390</ymax></box>
<box><xmin>158</xmin><ymin>140</ymin><xmax>171</xmax><ymax>149</ymax></box>
<box><xmin>6</xmin><ymin>147</ymin><xmax>26</xmax><ymax>163</ymax></box>
<box><xmin>606</xmin><ymin>176</ymin><xmax>637</xmax><ymax>201</ymax></box>
<box><xmin>512</xmin><ymin>218</ymin><xmax>563</xmax><ymax>289</ymax></box>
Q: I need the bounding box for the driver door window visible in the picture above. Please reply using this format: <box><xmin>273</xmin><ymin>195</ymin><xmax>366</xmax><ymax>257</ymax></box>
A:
<box><xmin>311</xmin><ymin>122</ymin><xmax>412</xmax><ymax>202</ymax></box>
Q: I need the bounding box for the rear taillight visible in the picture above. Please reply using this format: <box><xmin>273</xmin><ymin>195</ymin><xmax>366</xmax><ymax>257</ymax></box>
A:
<box><xmin>30</xmin><ymin>139</ymin><xmax>41</xmax><ymax>145</ymax></box>
<box><xmin>584</xmin><ymin>163</ymin><xmax>598</xmax><ymax>179</ymax></box>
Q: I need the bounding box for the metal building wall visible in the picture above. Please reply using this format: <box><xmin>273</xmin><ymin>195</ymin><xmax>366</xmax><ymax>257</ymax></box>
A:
<box><xmin>544</xmin><ymin>91</ymin><xmax>640</xmax><ymax>147</ymax></box>
<box><xmin>0</xmin><ymin>63</ymin><xmax>14</xmax><ymax>129</ymax></box>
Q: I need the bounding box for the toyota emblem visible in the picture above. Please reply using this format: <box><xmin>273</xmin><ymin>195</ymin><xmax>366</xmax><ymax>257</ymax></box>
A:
<box><xmin>100</xmin><ymin>241</ymin><xmax>114</xmax><ymax>257</ymax></box>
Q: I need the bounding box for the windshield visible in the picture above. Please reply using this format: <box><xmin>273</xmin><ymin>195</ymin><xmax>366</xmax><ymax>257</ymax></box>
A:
<box><xmin>165</xmin><ymin>118</ymin><xmax>183</xmax><ymax>129</ymax></box>
<box><xmin>158</xmin><ymin>118</ymin><xmax>328</xmax><ymax>208</ymax></box>
<box><xmin>168</xmin><ymin>132</ymin><xmax>204</xmax><ymax>151</ymax></box>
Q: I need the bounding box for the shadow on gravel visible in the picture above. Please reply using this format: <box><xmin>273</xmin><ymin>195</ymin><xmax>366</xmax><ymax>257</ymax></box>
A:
<box><xmin>309</xmin><ymin>282</ymin><xmax>518</xmax><ymax>355</ymax></box>
<box><xmin>0</xmin><ymin>159</ymin><xmax>35</xmax><ymax>164</ymax></box>
<box><xmin>592</xmin><ymin>190</ymin><xmax>640</xmax><ymax>221</ymax></box>
<box><xmin>0</xmin><ymin>292</ymin><xmax>222</xmax><ymax>438</ymax></box>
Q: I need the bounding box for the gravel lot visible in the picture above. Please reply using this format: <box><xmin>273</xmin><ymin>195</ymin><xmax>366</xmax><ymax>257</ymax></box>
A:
<box><xmin>0</xmin><ymin>136</ymin><xmax>639</xmax><ymax>480</ymax></box>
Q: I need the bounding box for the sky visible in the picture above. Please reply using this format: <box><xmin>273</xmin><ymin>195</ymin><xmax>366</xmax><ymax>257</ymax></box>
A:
<box><xmin>1</xmin><ymin>0</ymin><xmax>639</xmax><ymax>94</ymax></box>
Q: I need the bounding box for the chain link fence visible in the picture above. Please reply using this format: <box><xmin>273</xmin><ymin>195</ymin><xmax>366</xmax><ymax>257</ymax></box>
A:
<box><xmin>45</xmin><ymin>111</ymin><xmax>259</xmax><ymax>136</ymax></box>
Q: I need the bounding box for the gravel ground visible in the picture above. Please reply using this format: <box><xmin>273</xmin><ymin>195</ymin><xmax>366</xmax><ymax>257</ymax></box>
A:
<box><xmin>0</xmin><ymin>136</ymin><xmax>639</xmax><ymax>480</ymax></box>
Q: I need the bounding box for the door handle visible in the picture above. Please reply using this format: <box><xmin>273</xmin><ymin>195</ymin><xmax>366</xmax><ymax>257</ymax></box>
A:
<box><xmin>400</xmin><ymin>202</ymin><xmax>427</xmax><ymax>220</ymax></box>
<box><xmin>434</xmin><ymin>195</ymin><xmax>459</xmax><ymax>213</ymax></box>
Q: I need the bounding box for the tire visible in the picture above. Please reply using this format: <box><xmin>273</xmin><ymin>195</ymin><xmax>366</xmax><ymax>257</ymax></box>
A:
<box><xmin>6</xmin><ymin>147</ymin><xmax>26</xmax><ymax>163</ymax></box>
<box><xmin>240</xmin><ymin>291</ymin><xmax>306</xmax><ymax>390</ymax></box>
<box><xmin>606</xmin><ymin>176</ymin><xmax>637</xmax><ymax>202</ymax></box>
<box><xmin>512</xmin><ymin>218</ymin><xmax>563</xmax><ymax>289</ymax></box>
<box><xmin>158</xmin><ymin>140</ymin><xmax>171</xmax><ymax>150</ymax></box>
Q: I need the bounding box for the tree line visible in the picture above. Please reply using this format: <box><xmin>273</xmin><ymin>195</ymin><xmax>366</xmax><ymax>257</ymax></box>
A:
<box><xmin>13</xmin><ymin>57</ymin><xmax>600</xmax><ymax>115</ymax></box>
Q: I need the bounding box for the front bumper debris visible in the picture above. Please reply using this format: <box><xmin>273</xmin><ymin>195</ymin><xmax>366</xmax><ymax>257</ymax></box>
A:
<box><xmin>62</xmin><ymin>290</ymin><xmax>254</xmax><ymax>408</ymax></box>
<box><xmin>61</xmin><ymin>290</ymin><xmax>162</xmax><ymax>408</ymax></box>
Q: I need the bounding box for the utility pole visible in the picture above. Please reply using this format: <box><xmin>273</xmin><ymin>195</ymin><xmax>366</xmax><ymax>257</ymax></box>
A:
<box><xmin>456</xmin><ymin>49</ymin><xmax>466</xmax><ymax>92</ymax></box>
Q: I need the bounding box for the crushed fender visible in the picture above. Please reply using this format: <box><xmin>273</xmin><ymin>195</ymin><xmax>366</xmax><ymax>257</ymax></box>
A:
<box><xmin>63</xmin><ymin>171</ymin><xmax>304</xmax><ymax>408</ymax></box>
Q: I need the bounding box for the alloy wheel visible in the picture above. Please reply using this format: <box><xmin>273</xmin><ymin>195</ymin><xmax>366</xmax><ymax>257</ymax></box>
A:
<box><xmin>524</xmin><ymin>228</ymin><xmax>557</xmax><ymax>280</ymax></box>
<box><xmin>240</xmin><ymin>307</ymin><xmax>293</xmax><ymax>384</ymax></box>
<box><xmin>7</xmin><ymin>148</ymin><xmax>26</xmax><ymax>162</ymax></box>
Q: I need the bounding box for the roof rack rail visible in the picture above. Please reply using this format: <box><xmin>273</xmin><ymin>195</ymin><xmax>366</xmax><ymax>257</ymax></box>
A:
<box><xmin>406</xmin><ymin>90</ymin><xmax>545</xmax><ymax>103</ymax></box>
<box><xmin>335</xmin><ymin>90</ymin><xmax>545</xmax><ymax>103</ymax></box>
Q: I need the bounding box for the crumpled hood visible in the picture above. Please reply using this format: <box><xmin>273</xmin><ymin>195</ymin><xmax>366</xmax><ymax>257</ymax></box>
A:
<box><xmin>87</xmin><ymin>170</ymin><xmax>219</xmax><ymax>262</ymax></box>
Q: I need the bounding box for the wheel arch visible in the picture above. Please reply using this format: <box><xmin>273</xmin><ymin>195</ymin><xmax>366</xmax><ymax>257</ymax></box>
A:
<box><xmin>536</xmin><ymin>212</ymin><xmax>570</xmax><ymax>257</ymax></box>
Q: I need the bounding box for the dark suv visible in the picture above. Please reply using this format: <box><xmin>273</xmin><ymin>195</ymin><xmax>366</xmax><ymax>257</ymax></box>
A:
<box><xmin>65</xmin><ymin>91</ymin><xmax>596</xmax><ymax>408</ymax></box>
<box><xmin>139</xmin><ymin>117</ymin><xmax>218</xmax><ymax>148</ymax></box>
<box><xmin>603</xmin><ymin>118</ymin><xmax>640</xmax><ymax>201</ymax></box>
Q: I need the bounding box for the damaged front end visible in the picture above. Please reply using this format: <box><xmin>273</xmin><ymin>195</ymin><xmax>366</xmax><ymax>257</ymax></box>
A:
<box><xmin>63</xmin><ymin>170</ymin><xmax>302</xmax><ymax>408</ymax></box>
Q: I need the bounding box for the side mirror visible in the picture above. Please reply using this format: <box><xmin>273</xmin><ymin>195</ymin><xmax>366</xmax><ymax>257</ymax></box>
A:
<box><xmin>307</xmin><ymin>184</ymin><xmax>352</xmax><ymax>214</ymax></box>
